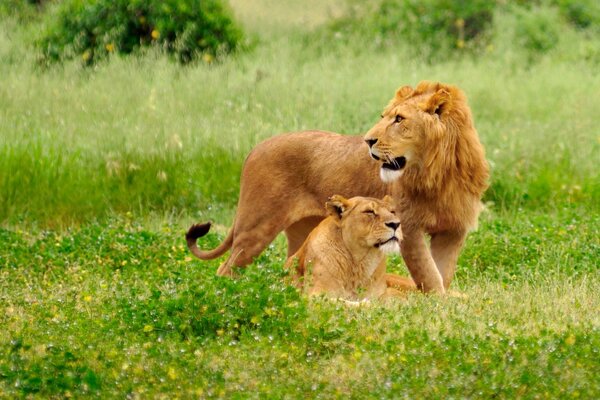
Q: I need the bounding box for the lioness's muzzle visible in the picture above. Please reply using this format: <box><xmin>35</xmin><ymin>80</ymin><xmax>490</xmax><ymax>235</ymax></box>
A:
<box><xmin>374</xmin><ymin>236</ymin><xmax>399</xmax><ymax>248</ymax></box>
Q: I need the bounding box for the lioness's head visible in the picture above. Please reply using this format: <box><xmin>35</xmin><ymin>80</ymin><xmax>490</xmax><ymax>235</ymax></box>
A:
<box><xmin>326</xmin><ymin>194</ymin><xmax>401</xmax><ymax>255</ymax></box>
<box><xmin>364</xmin><ymin>81</ymin><xmax>473</xmax><ymax>184</ymax></box>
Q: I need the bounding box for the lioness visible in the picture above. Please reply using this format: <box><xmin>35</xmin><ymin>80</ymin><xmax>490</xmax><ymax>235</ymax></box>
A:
<box><xmin>187</xmin><ymin>81</ymin><xmax>489</xmax><ymax>293</ymax></box>
<box><xmin>286</xmin><ymin>195</ymin><xmax>415</xmax><ymax>301</ymax></box>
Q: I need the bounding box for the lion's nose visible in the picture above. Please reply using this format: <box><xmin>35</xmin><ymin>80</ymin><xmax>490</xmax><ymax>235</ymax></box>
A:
<box><xmin>365</xmin><ymin>138</ymin><xmax>378</xmax><ymax>148</ymax></box>
<box><xmin>386</xmin><ymin>221</ymin><xmax>400</xmax><ymax>231</ymax></box>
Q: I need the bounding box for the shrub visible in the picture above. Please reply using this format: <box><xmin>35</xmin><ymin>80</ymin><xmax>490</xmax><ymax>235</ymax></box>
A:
<box><xmin>38</xmin><ymin>0</ymin><xmax>243</xmax><ymax>65</ymax></box>
<box><xmin>0</xmin><ymin>0</ymin><xmax>44</xmax><ymax>21</ymax></box>
<box><xmin>327</xmin><ymin>0</ymin><xmax>497</xmax><ymax>59</ymax></box>
<box><xmin>554</xmin><ymin>0</ymin><xmax>600</xmax><ymax>28</ymax></box>
<box><xmin>514</xmin><ymin>6</ymin><xmax>561</xmax><ymax>54</ymax></box>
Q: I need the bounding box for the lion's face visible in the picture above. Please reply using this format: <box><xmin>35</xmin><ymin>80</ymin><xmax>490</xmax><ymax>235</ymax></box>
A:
<box><xmin>364</xmin><ymin>84</ymin><xmax>451</xmax><ymax>183</ymax></box>
<box><xmin>326</xmin><ymin>195</ymin><xmax>402</xmax><ymax>255</ymax></box>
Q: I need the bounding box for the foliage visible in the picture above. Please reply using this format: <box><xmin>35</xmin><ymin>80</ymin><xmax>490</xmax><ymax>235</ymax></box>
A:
<box><xmin>322</xmin><ymin>0</ymin><xmax>600</xmax><ymax>60</ymax></box>
<box><xmin>554</xmin><ymin>0</ymin><xmax>600</xmax><ymax>28</ymax></box>
<box><xmin>37</xmin><ymin>0</ymin><xmax>243</xmax><ymax>65</ymax></box>
<box><xmin>0</xmin><ymin>0</ymin><xmax>43</xmax><ymax>21</ymax></box>
<box><xmin>513</xmin><ymin>5</ymin><xmax>561</xmax><ymax>54</ymax></box>
<box><xmin>326</xmin><ymin>0</ymin><xmax>496</xmax><ymax>59</ymax></box>
<box><xmin>0</xmin><ymin>214</ymin><xmax>598</xmax><ymax>397</ymax></box>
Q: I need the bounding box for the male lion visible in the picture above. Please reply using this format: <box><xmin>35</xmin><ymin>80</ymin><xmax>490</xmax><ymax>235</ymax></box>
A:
<box><xmin>187</xmin><ymin>81</ymin><xmax>489</xmax><ymax>293</ymax></box>
<box><xmin>285</xmin><ymin>194</ymin><xmax>416</xmax><ymax>301</ymax></box>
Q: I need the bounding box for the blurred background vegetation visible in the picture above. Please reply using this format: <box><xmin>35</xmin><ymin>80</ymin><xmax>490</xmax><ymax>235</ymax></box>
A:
<box><xmin>0</xmin><ymin>0</ymin><xmax>598</xmax><ymax>226</ymax></box>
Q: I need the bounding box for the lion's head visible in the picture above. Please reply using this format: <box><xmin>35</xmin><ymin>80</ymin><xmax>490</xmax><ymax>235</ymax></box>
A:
<box><xmin>325</xmin><ymin>194</ymin><xmax>402</xmax><ymax>255</ymax></box>
<box><xmin>364</xmin><ymin>81</ymin><xmax>489</xmax><ymax>195</ymax></box>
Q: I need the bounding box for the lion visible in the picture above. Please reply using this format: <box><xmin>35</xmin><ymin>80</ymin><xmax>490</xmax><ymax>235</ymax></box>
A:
<box><xmin>186</xmin><ymin>81</ymin><xmax>489</xmax><ymax>293</ymax></box>
<box><xmin>285</xmin><ymin>194</ymin><xmax>416</xmax><ymax>301</ymax></box>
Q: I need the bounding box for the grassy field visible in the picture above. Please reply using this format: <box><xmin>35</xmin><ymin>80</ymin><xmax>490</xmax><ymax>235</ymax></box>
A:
<box><xmin>1</xmin><ymin>1</ymin><xmax>599</xmax><ymax>398</ymax></box>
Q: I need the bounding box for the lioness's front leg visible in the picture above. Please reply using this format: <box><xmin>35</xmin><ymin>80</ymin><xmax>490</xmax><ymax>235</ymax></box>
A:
<box><xmin>400</xmin><ymin>230</ymin><xmax>444</xmax><ymax>293</ymax></box>
<box><xmin>430</xmin><ymin>230</ymin><xmax>467</xmax><ymax>290</ymax></box>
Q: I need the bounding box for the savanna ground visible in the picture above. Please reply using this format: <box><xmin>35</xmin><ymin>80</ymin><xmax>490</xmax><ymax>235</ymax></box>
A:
<box><xmin>1</xmin><ymin>1</ymin><xmax>599</xmax><ymax>398</ymax></box>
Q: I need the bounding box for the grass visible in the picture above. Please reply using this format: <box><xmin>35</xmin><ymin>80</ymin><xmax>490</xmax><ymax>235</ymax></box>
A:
<box><xmin>1</xmin><ymin>212</ymin><xmax>598</xmax><ymax>397</ymax></box>
<box><xmin>1</xmin><ymin>0</ymin><xmax>599</xmax><ymax>398</ymax></box>
<box><xmin>1</xmin><ymin>14</ymin><xmax>599</xmax><ymax>225</ymax></box>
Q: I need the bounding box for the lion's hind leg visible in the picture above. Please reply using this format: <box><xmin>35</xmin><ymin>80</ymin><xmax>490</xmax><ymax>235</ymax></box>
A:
<box><xmin>284</xmin><ymin>216</ymin><xmax>324</xmax><ymax>257</ymax></box>
<box><xmin>216</xmin><ymin>222</ymin><xmax>283</xmax><ymax>277</ymax></box>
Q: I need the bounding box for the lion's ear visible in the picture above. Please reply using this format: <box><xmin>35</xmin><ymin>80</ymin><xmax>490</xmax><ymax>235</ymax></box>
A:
<box><xmin>421</xmin><ymin>89</ymin><xmax>451</xmax><ymax>118</ymax></box>
<box><xmin>326</xmin><ymin>195</ymin><xmax>349</xmax><ymax>220</ymax></box>
<box><xmin>395</xmin><ymin>85</ymin><xmax>414</xmax><ymax>100</ymax></box>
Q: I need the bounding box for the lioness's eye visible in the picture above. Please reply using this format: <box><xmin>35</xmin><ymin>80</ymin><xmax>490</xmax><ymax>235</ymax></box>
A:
<box><xmin>394</xmin><ymin>115</ymin><xmax>403</xmax><ymax>123</ymax></box>
<box><xmin>363</xmin><ymin>209</ymin><xmax>375</xmax><ymax>215</ymax></box>
<box><xmin>380</xmin><ymin>114</ymin><xmax>384</xmax><ymax>119</ymax></box>
<box><xmin>390</xmin><ymin>210</ymin><xmax>396</xmax><ymax>215</ymax></box>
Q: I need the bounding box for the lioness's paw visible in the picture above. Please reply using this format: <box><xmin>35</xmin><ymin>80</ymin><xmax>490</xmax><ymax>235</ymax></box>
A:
<box><xmin>337</xmin><ymin>298</ymin><xmax>371</xmax><ymax>307</ymax></box>
<box><xmin>446</xmin><ymin>289</ymin><xmax>469</xmax><ymax>299</ymax></box>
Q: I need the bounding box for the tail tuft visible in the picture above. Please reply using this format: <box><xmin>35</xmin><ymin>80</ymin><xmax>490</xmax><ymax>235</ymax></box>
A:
<box><xmin>186</xmin><ymin>222</ymin><xmax>211</xmax><ymax>241</ymax></box>
<box><xmin>185</xmin><ymin>221</ymin><xmax>233</xmax><ymax>261</ymax></box>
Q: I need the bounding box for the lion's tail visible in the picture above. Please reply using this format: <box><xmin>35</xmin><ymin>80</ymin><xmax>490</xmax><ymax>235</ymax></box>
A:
<box><xmin>185</xmin><ymin>222</ymin><xmax>233</xmax><ymax>260</ymax></box>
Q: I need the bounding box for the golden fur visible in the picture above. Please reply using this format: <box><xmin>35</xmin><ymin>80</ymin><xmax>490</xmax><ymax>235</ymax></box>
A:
<box><xmin>186</xmin><ymin>81</ymin><xmax>489</xmax><ymax>294</ymax></box>
<box><xmin>286</xmin><ymin>195</ymin><xmax>415</xmax><ymax>301</ymax></box>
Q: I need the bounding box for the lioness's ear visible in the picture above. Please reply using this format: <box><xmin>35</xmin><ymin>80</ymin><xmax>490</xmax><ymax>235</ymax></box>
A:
<box><xmin>395</xmin><ymin>85</ymin><xmax>414</xmax><ymax>100</ymax></box>
<box><xmin>326</xmin><ymin>195</ymin><xmax>349</xmax><ymax>220</ymax></box>
<box><xmin>421</xmin><ymin>89</ymin><xmax>451</xmax><ymax>118</ymax></box>
<box><xmin>382</xmin><ymin>195</ymin><xmax>394</xmax><ymax>206</ymax></box>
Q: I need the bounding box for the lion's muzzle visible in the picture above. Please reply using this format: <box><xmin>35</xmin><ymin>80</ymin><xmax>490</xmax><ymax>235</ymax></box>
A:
<box><xmin>370</xmin><ymin>152</ymin><xmax>381</xmax><ymax>161</ymax></box>
<box><xmin>382</xmin><ymin>156</ymin><xmax>407</xmax><ymax>171</ymax></box>
<box><xmin>366</xmin><ymin>139</ymin><xmax>382</xmax><ymax>161</ymax></box>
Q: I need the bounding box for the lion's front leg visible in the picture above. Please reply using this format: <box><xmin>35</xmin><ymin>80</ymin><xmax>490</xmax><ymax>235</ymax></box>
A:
<box><xmin>430</xmin><ymin>230</ymin><xmax>467</xmax><ymax>290</ymax></box>
<box><xmin>400</xmin><ymin>230</ymin><xmax>444</xmax><ymax>293</ymax></box>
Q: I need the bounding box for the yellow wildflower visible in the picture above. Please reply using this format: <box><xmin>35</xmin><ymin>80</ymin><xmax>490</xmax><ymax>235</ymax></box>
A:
<box><xmin>565</xmin><ymin>335</ymin><xmax>576</xmax><ymax>346</ymax></box>
<box><xmin>151</xmin><ymin>30</ymin><xmax>160</xmax><ymax>40</ymax></box>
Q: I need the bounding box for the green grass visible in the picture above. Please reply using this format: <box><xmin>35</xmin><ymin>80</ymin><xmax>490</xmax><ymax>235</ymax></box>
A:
<box><xmin>1</xmin><ymin>13</ymin><xmax>598</xmax><ymax>225</ymax></box>
<box><xmin>1</xmin><ymin>0</ymin><xmax>599</xmax><ymax>397</ymax></box>
<box><xmin>1</xmin><ymin>212</ymin><xmax>598</xmax><ymax>397</ymax></box>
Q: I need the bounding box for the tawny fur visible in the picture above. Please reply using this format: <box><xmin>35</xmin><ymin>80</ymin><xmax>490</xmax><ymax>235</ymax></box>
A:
<box><xmin>285</xmin><ymin>195</ymin><xmax>415</xmax><ymax>301</ymax></box>
<box><xmin>186</xmin><ymin>81</ymin><xmax>489</xmax><ymax>293</ymax></box>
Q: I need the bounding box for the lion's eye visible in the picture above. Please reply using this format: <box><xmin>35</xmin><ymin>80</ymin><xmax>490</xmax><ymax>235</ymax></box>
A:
<box><xmin>363</xmin><ymin>209</ymin><xmax>375</xmax><ymax>215</ymax></box>
<box><xmin>390</xmin><ymin>210</ymin><xmax>396</xmax><ymax>215</ymax></box>
<box><xmin>394</xmin><ymin>115</ymin><xmax>403</xmax><ymax>123</ymax></box>
<box><xmin>380</xmin><ymin>114</ymin><xmax>384</xmax><ymax>119</ymax></box>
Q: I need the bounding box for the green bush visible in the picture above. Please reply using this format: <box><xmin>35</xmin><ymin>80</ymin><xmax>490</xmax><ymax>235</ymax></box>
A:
<box><xmin>322</xmin><ymin>0</ymin><xmax>600</xmax><ymax>61</ymax></box>
<box><xmin>555</xmin><ymin>0</ymin><xmax>600</xmax><ymax>28</ymax></box>
<box><xmin>38</xmin><ymin>0</ymin><xmax>243</xmax><ymax>65</ymax></box>
<box><xmin>327</xmin><ymin>0</ymin><xmax>497</xmax><ymax>59</ymax></box>
<box><xmin>0</xmin><ymin>0</ymin><xmax>44</xmax><ymax>21</ymax></box>
<box><xmin>514</xmin><ymin>6</ymin><xmax>561</xmax><ymax>54</ymax></box>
